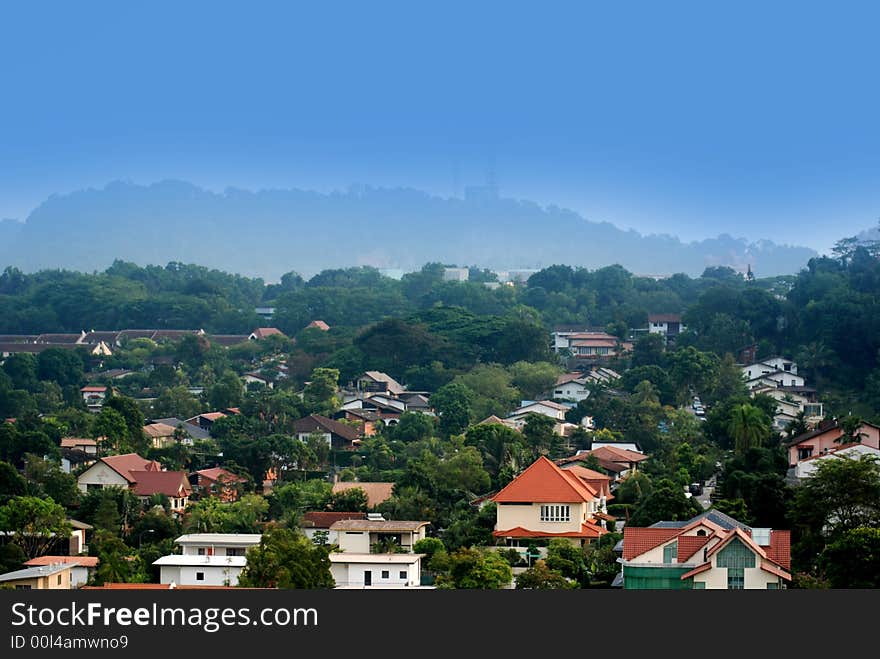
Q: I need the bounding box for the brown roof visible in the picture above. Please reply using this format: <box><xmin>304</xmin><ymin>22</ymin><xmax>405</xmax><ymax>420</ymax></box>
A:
<box><xmin>556</xmin><ymin>372</ymin><xmax>587</xmax><ymax>386</ymax></box>
<box><xmin>293</xmin><ymin>414</ymin><xmax>360</xmax><ymax>442</ymax></box>
<box><xmin>195</xmin><ymin>467</ymin><xmax>246</xmax><ymax>484</ymax></box>
<box><xmin>129</xmin><ymin>470</ymin><xmax>192</xmax><ymax>497</ymax></box>
<box><xmin>491</xmin><ymin>456</ymin><xmax>598</xmax><ymax>504</ymax></box>
<box><xmin>99</xmin><ymin>453</ymin><xmax>162</xmax><ymax>483</ymax></box>
<box><xmin>60</xmin><ymin>437</ymin><xmax>97</xmax><ymax>448</ymax></box>
<box><xmin>588</xmin><ymin>445</ymin><xmax>649</xmax><ymax>464</ymax></box>
<box><xmin>648</xmin><ymin>313</ymin><xmax>682</xmax><ymax>323</ymax></box>
<box><xmin>570</xmin><ymin>339</ymin><xmax>618</xmax><ymax>348</ymax></box>
<box><xmin>80</xmin><ymin>386</ymin><xmax>107</xmax><ymax>392</ymax></box>
<box><xmin>328</xmin><ymin>519</ymin><xmax>429</xmax><ymax>532</ymax></box>
<box><xmin>306</xmin><ymin>320</ymin><xmax>330</xmax><ymax>331</ymax></box>
<box><xmin>24</xmin><ymin>556</ymin><xmax>99</xmax><ymax>568</ymax></box>
<box><xmin>301</xmin><ymin>511</ymin><xmax>368</xmax><ymax>529</ymax></box>
<box><xmin>331</xmin><ymin>482</ymin><xmax>395</xmax><ymax>508</ymax></box>
<box><xmin>209</xmin><ymin>334</ymin><xmax>250</xmax><ymax>347</ymax></box>
<box><xmin>81</xmin><ymin>583</ymin><xmax>250</xmax><ymax>590</ymax></box>
<box><xmin>143</xmin><ymin>423</ymin><xmax>176</xmax><ymax>438</ymax></box>
<box><xmin>251</xmin><ymin>327</ymin><xmax>284</xmax><ymax>339</ymax></box>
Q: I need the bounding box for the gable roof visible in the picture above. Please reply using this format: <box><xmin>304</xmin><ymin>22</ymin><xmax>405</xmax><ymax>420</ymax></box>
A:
<box><xmin>677</xmin><ymin>535</ymin><xmax>712</xmax><ymax>562</ymax></box>
<box><xmin>492</xmin><ymin>523</ymin><xmax>606</xmax><ymax>540</ymax></box>
<box><xmin>556</xmin><ymin>372</ymin><xmax>587</xmax><ymax>386</ymax></box>
<box><xmin>249</xmin><ymin>327</ymin><xmax>284</xmax><ymax>339</ymax></box>
<box><xmin>331</xmin><ymin>482</ymin><xmax>395</xmax><ymax>508</ymax></box>
<box><xmin>195</xmin><ymin>467</ymin><xmax>246</xmax><ymax>484</ymax></box>
<box><xmin>588</xmin><ymin>445</ymin><xmax>649</xmax><ymax>464</ymax></box>
<box><xmin>150</xmin><ymin>418</ymin><xmax>212</xmax><ymax>440</ymax></box>
<box><xmin>305</xmin><ymin>320</ymin><xmax>330</xmax><ymax>331</ymax></box>
<box><xmin>785</xmin><ymin>420</ymin><xmax>841</xmax><ymax>448</ymax></box>
<box><xmin>98</xmin><ymin>453</ymin><xmax>162</xmax><ymax>483</ymax></box>
<box><xmin>143</xmin><ymin>422</ymin><xmax>177</xmax><ymax>438</ymax></box>
<box><xmin>293</xmin><ymin>414</ymin><xmax>360</xmax><ymax>441</ymax></box>
<box><xmin>328</xmin><ymin>519</ymin><xmax>429</xmax><ymax>532</ymax></box>
<box><xmin>491</xmin><ymin>456</ymin><xmax>598</xmax><ymax>504</ymax></box>
<box><xmin>129</xmin><ymin>470</ymin><xmax>192</xmax><ymax>497</ymax></box>
<box><xmin>360</xmin><ymin>371</ymin><xmax>406</xmax><ymax>395</ymax></box>
<box><xmin>622</xmin><ymin>528</ymin><xmax>682</xmax><ymax>560</ymax></box>
<box><xmin>301</xmin><ymin>511</ymin><xmax>368</xmax><ymax>529</ymax></box>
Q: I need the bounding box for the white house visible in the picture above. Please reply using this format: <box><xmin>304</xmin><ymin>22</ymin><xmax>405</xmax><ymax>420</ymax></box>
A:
<box><xmin>647</xmin><ymin>314</ymin><xmax>686</xmax><ymax>338</ymax></box>
<box><xmin>552</xmin><ymin>373</ymin><xmax>591</xmax><ymax>402</ymax></box>
<box><xmin>329</xmin><ymin>553</ymin><xmax>427</xmax><ymax>588</ymax></box>
<box><xmin>243</xmin><ymin>372</ymin><xmax>273</xmax><ymax>389</ymax></box>
<box><xmin>742</xmin><ymin>358</ymin><xmax>803</xmax><ymax>388</ymax></box>
<box><xmin>794</xmin><ymin>444</ymin><xmax>880</xmax><ymax>479</ymax></box>
<box><xmin>746</xmin><ymin>371</ymin><xmax>805</xmax><ymax>390</ymax></box>
<box><xmin>442</xmin><ymin>267</ymin><xmax>469</xmax><ymax>282</ymax></box>
<box><xmin>153</xmin><ymin>555</ymin><xmax>247</xmax><ymax>587</ymax></box>
<box><xmin>152</xmin><ymin>533</ymin><xmax>262</xmax><ymax>587</ymax></box>
<box><xmin>174</xmin><ymin>533</ymin><xmax>262</xmax><ymax>557</ymax></box>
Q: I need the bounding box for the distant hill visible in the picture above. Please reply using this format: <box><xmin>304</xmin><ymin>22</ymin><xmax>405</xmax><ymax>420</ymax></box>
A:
<box><xmin>0</xmin><ymin>180</ymin><xmax>818</xmax><ymax>280</ymax></box>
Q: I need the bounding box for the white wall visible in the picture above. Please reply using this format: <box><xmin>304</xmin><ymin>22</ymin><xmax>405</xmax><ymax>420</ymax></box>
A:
<box><xmin>330</xmin><ymin>561</ymin><xmax>420</xmax><ymax>588</ymax></box>
<box><xmin>159</xmin><ymin>564</ymin><xmax>244</xmax><ymax>586</ymax></box>
<box><xmin>77</xmin><ymin>462</ymin><xmax>129</xmax><ymax>493</ymax></box>
<box><xmin>337</xmin><ymin>531</ymin><xmax>371</xmax><ymax>553</ymax></box>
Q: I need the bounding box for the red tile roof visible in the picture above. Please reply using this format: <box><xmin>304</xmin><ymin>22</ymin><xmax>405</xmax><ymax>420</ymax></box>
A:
<box><xmin>589</xmin><ymin>445</ymin><xmax>649</xmax><ymax>463</ymax></box>
<box><xmin>764</xmin><ymin>530</ymin><xmax>791</xmax><ymax>571</ymax></box>
<box><xmin>622</xmin><ymin>527</ymin><xmax>682</xmax><ymax>560</ymax></box>
<box><xmin>561</xmin><ymin>465</ymin><xmax>612</xmax><ymax>498</ymax></box>
<box><xmin>25</xmin><ymin>556</ymin><xmax>99</xmax><ymax>568</ymax></box>
<box><xmin>680</xmin><ymin>562</ymin><xmax>712</xmax><ymax>580</ymax></box>
<box><xmin>306</xmin><ymin>320</ymin><xmax>330</xmax><ymax>331</ymax></box>
<box><xmin>301</xmin><ymin>511</ymin><xmax>368</xmax><ymax>528</ymax></box>
<box><xmin>129</xmin><ymin>470</ymin><xmax>192</xmax><ymax>497</ymax></box>
<box><xmin>100</xmin><ymin>453</ymin><xmax>162</xmax><ymax>483</ymax></box>
<box><xmin>251</xmin><ymin>327</ymin><xmax>284</xmax><ymax>339</ymax></box>
<box><xmin>760</xmin><ymin>560</ymin><xmax>792</xmax><ymax>581</ymax></box>
<box><xmin>195</xmin><ymin>467</ymin><xmax>246</xmax><ymax>484</ymax></box>
<box><xmin>80</xmin><ymin>386</ymin><xmax>107</xmax><ymax>392</ymax></box>
<box><xmin>677</xmin><ymin>535</ymin><xmax>712</xmax><ymax>562</ymax></box>
<box><xmin>492</xmin><ymin>523</ymin><xmax>606</xmax><ymax>539</ymax></box>
<box><xmin>491</xmin><ymin>456</ymin><xmax>598</xmax><ymax>504</ymax></box>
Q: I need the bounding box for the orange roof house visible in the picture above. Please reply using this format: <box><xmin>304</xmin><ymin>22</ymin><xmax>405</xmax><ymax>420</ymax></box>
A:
<box><xmin>249</xmin><ymin>327</ymin><xmax>284</xmax><ymax>340</ymax></box>
<box><xmin>490</xmin><ymin>456</ymin><xmax>609</xmax><ymax>549</ymax></box>
<box><xmin>193</xmin><ymin>467</ymin><xmax>247</xmax><ymax>501</ymax></box>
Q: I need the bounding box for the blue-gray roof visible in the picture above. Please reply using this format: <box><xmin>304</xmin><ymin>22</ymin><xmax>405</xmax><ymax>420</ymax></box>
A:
<box><xmin>0</xmin><ymin>564</ymin><xmax>74</xmax><ymax>582</ymax></box>
<box><xmin>151</xmin><ymin>418</ymin><xmax>212</xmax><ymax>440</ymax></box>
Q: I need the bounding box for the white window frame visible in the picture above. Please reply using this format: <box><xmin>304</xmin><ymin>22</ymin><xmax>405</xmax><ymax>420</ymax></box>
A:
<box><xmin>540</xmin><ymin>504</ymin><xmax>571</xmax><ymax>522</ymax></box>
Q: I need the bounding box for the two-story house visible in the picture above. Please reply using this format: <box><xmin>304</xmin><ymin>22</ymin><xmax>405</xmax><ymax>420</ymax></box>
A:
<box><xmin>785</xmin><ymin>419</ymin><xmax>880</xmax><ymax>467</ymax></box>
<box><xmin>617</xmin><ymin>511</ymin><xmax>791</xmax><ymax>589</ymax></box>
<box><xmin>490</xmin><ymin>456</ymin><xmax>608</xmax><ymax>559</ymax></box>
<box><xmin>152</xmin><ymin>533</ymin><xmax>262</xmax><ymax>587</ymax></box>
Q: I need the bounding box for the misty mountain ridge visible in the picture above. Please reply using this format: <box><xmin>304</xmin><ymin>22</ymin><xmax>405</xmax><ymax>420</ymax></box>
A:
<box><xmin>0</xmin><ymin>179</ymin><xmax>819</xmax><ymax>281</ymax></box>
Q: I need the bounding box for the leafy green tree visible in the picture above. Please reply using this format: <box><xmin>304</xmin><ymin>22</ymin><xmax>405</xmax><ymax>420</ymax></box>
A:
<box><xmin>818</xmin><ymin>527</ymin><xmax>880</xmax><ymax>588</ymax></box>
<box><xmin>631</xmin><ymin>333</ymin><xmax>666</xmax><ymax>368</ymax></box>
<box><xmin>206</xmin><ymin>370</ymin><xmax>244</xmax><ymax>411</ymax></box>
<box><xmin>627</xmin><ymin>478</ymin><xmax>703</xmax><ymax>527</ymax></box>
<box><xmin>790</xmin><ymin>454</ymin><xmax>880</xmax><ymax>574</ymax></box>
<box><xmin>727</xmin><ymin>403</ymin><xmax>771</xmax><ymax>455</ymax></box>
<box><xmin>431</xmin><ymin>382</ymin><xmax>474</xmax><ymax>436</ymax></box>
<box><xmin>151</xmin><ymin>385</ymin><xmax>203</xmax><ymax>420</ymax></box>
<box><xmin>36</xmin><ymin>348</ymin><xmax>84</xmax><ymax>387</ymax></box>
<box><xmin>0</xmin><ymin>495</ymin><xmax>71</xmax><ymax>558</ymax></box>
<box><xmin>464</xmin><ymin>422</ymin><xmax>528</xmax><ymax>489</ymax></box>
<box><xmin>302</xmin><ymin>368</ymin><xmax>340</xmax><ymax>416</ymax></box>
<box><xmin>2</xmin><ymin>353</ymin><xmax>39</xmax><ymax>392</ymax></box>
<box><xmin>237</xmin><ymin>527</ymin><xmax>334</xmax><ymax>588</ymax></box>
<box><xmin>92</xmin><ymin>407</ymin><xmax>129</xmax><ymax>454</ymax></box>
<box><xmin>327</xmin><ymin>487</ymin><xmax>368</xmax><ymax>512</ymax></box>
<box><xmin>509</xmin><ymin>361</ymin><xmax>562</xmax><ymax>400</ymax></box>
<box><xmin>515</xmin><ymin>559</ymin><xmax>576</xmax><ymax>589</ymax></box>
<box><xmin>545</xmin><ymin>538</ymin><xmax>589</xmax><ymax>585</ymax></box>
<box><xmin>0</xmin><ymin>461</ymin><xmax>27</xmax><ymax>503</ymax></box>
<box><xmin>90</xmin><ymin>530</ymin><xmax>142</xmax><ymax>585</ymax></box>
<box><xmin>386</xmin><ymin>412</ymin><xmax>436</xmax><ymax>443</ymax></box>
<box><xmin>22</xmin><ymin>454</ymin><xmax>81</xmax><ymax>510</ymax></box>
<box><xmin>434</xmin><ymin>546</ymin><xmax>513</xmax><ymax>589</ymax></box>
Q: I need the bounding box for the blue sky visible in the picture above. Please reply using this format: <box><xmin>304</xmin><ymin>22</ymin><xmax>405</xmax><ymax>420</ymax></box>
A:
<box><xmin>1</xmin><ymin>1</ymin><xmax>878</xmax><ymax>253</ymax></box>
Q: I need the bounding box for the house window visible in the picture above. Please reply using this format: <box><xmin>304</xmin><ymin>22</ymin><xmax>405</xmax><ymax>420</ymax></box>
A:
<box><xmin>57</xmin><ymin>574</ymin><xmax>62</xmax><ymax>585</ymax></box>
<box><xmin>727</xmin><ymin>567</ymin><xmax>744</xmax><ymax>590</ymax></box>
<box><xmin>540</xmin><ymin>505</ymin><xmax>570</xmax><ymax>522</ymax></box>
<box><xmin>767</xmin><ymin>582</ymin><xmax>779</xmax><ymax>590</ymax></box>
<box><xmin>797</xmin><ymin>447</ymin><xmax>813</xmax><ymax>460</ymax></box>
<box><xmin>197</xmin><ymin>548</ymin><xmax>205</xmax><ymax>556</ymax></box>
<box><xmin>693</xmin><ymin>582</ymin><xmax>705</xmax><ymax>589</ymax></box>
<box><xmin>381</xmin><ymin>570</ymin><xmax>390</xmax><ymax>579</ymax></box>
<box><xmin>196</xmin><ymin>572</ymin><xmax>205</xmax><ymax>581</ymax></box>
<box><xmin>596</xmin><ymin>347</ymin><xmax>610</xmax><ymax>355</ymax></box>
<box><xmin>399</xmin><ymin>571</ymin><xmax>407</xmax><ymax>579</ymax></box>
<box><xmin>227</xmin><ymin>548</ymin><xmax>244</xmax><ymax>557</ymax></box>
<box><xmin>663</xmin><ymin>541</ymin><xmax>678</xmax><ymax>564</ymax></box>
<box><xmin>717</xmin><ymin>539</ymin><xmax>756</xmax><ymax>569</ymax></box>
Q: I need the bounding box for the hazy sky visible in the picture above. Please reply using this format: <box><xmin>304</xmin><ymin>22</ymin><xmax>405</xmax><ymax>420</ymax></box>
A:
<box><xmin>1</xmin><ymin>1</ymin><xmax>878</xmax><ymax>253</ymax></box>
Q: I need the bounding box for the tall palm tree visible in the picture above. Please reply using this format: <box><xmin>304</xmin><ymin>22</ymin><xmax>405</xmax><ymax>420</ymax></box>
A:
<box><xmin>727</xmin><ymin>404</ymin><xmax>770</xmax><ymax>455</ymax></box>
